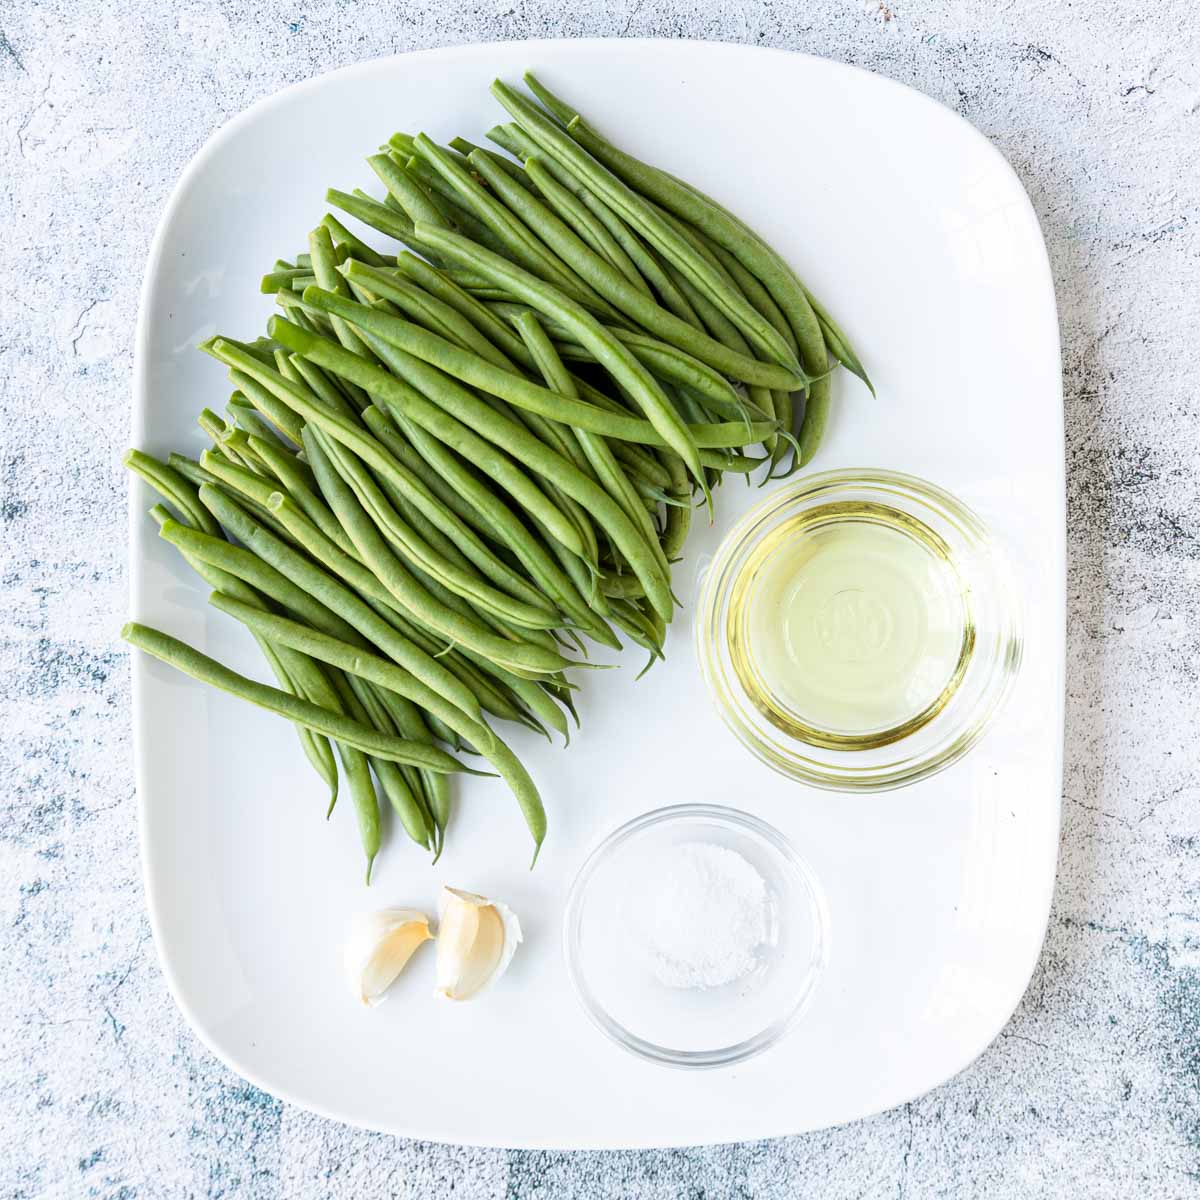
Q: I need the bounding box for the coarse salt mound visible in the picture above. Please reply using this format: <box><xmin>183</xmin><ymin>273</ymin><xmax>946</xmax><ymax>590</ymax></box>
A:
<box><xmin>642</xmin><ymin>841</ymin><xmax>768</xmax><ymax>989</ymax></box>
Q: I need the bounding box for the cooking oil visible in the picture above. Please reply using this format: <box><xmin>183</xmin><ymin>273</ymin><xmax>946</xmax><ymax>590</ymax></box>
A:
<box><xmin>727</xmin><ymin>500</ymin><xmax>975</xmax><ymax>750</ymax></box>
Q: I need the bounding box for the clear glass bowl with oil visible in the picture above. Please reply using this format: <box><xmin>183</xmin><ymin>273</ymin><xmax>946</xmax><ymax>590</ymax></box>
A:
<box><xmin>696</xmin><ymin>470</ymin><xmax>1022</xmax><ymax>791</ymax></box>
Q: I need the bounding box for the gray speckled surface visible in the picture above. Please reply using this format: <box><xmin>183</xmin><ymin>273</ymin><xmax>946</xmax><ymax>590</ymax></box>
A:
<box><xmin>2</xmin><ymin>1</ymin><xmax>1198</xmax><ymax>1195</ymax></box>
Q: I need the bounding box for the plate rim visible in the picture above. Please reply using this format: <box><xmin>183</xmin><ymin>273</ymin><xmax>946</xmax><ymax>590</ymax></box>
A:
<box><xmin>129</xmin><ymin>35</ymin><xmax>1065</xmax><ymax>1149</ymax></box>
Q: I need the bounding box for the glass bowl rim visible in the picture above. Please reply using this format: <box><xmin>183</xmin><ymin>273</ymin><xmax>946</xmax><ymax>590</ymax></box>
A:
<box><xmin>562</xmin><ymin>803</ymin><xmax>830</xmax><ymax>1070</ymax></box>
<box><xmin>695</xmin><ymin>468</ymin><xmax>1023</xmax><ymax>792</ymax></box>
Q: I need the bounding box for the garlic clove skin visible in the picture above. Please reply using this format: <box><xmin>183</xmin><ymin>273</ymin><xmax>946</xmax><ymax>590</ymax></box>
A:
<box><xmin>343</xmin><ymin>908</ymin><xmax>433</xmax><ymax>1007</ymax></box>
<box><xmin>434</xmin><ymin>887</ymin><xmax>522</xmax><ymax>1001</ymax></box>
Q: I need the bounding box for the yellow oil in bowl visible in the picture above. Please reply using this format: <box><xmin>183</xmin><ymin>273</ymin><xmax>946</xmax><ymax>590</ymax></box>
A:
<box><xmin>726</xmin><ymin>500</ymin><xmax>975</xmax><ymax>750</ymax></box>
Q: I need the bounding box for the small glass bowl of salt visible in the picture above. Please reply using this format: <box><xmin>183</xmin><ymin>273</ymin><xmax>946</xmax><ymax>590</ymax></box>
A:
<box><xmin>563</xmin><ymin>804</ymin><xmax>828</xmax><ymax>1068</ymax></box>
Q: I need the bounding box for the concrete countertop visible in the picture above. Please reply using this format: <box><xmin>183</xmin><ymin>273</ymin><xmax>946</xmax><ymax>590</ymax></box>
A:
<box><xmin>2</xmin><ymin>1</ymin><xmax>1197</xmax><ymax>1195</ymax></box>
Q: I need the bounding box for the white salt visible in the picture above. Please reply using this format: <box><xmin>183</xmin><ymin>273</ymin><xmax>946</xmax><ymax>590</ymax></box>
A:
<box><xmin>641</xmin><ymin>842</ymin><xmax>769</xmax><ymax>989</ymax></box>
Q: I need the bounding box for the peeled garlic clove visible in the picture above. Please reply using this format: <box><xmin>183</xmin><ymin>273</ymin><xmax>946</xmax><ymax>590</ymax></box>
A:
<box><xmin>434</xmin><ymin>887</ymin><xmax>522</xmax><ymax>1001</ymax></box>
<box><xmin>344</xmin><ymin>908</ymin><xmax>432</xmax><ymax>1007</ymax></box>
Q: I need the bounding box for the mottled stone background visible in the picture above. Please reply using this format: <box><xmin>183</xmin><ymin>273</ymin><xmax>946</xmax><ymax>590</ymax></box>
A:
<box><xmin>2</xmin><ymin>0</ymin><xmax>1197</xmax><ymax>1195</ymax></box>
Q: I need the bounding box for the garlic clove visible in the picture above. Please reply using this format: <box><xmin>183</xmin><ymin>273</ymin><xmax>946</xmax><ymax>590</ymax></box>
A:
<box><xmin>343</xmin><ymin>908</ymin><xmax>433</xmax><ymax>1007</ymax></box>
<box><xmin>434</xmin><ymin>887</ymin><xmax>522</xmax><ymax>1001</ymax></box>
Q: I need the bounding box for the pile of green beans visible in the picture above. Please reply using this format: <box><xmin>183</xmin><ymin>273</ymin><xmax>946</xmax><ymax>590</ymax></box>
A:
<box><xmin>124</xmin><ymin>72</ymin><xmax>868</xmax><ymax>879</ymax></box>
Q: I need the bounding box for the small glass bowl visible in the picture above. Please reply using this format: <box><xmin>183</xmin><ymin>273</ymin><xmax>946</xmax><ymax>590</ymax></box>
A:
<box><xmin>562</xmin><ymin>804</ymin><xmax>829</xmax><ymax>1069</ymax></box>
<box><xmin>696</xmin><ymin>469</ymin><xmax>1022</xmax><ymax>792</ymax></box>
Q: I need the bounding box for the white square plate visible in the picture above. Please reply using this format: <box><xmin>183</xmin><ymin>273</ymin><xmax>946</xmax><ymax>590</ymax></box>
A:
<box><xmin>131</xmin><ymin>39</ymin><xmax>1064</xmax><ymax>1148</ymax></box>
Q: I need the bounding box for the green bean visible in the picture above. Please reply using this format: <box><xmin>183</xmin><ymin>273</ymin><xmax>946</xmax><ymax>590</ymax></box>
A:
<box><xmin>284</xmin><ymin>348</ymin><xmax>362</xmax><ymax>419</ymax></box>
<box><xmin>295</xmin><ymin>419</ymin><xmax>575</xmax><ymax>679</ymax></box>
<box><xmin>192</xmin><ymin>487</ymin><xmax>497</xmax><ymax>725</ymax></box>
<box><xmin>165</xmin><ymin>453</ymin><xmax>218</xmax><ymax>490</ymax></box>
<box><xmin>422</xmin><ymin>175</ymin><xmax>796</xmax><ymax>381</ymax></box>
<box><xmin>388</xmin><ymin>131</ymin><xmax>418</xmax><ymax>158</ymax></box>
<box><xmin>655</xmin><ymin>257</ymin><xmax>786</xmax><ymax>469</ymax></box>
<box><xmin>321</xmin><ymin>213</ymin><xmax>391</xmax><ymax>268</ymax></box>
<box><xmin>312</xmin><ymin>422</ymin><xmax>560</xmax><ymax>631</ymax></box>
<box><xmin>244</xmin><ymin>435</ymin><xmax>337</xmax><ymax>535</ymax></box>
<box><xmin>213</xmin><ymin>336</ymin><xmax>578</xmax><ymax>605</ymax></box>
<box><xmin>276</xmin><ymin>310</ymin><xmax>674</xmax><ymax>620</ymax></box>
<box><xmin>324</xmin><ymin>188</ymin><xmax>449</xmax><ymax>263</ymax></box>
<box><xmin>556</xmin><ymin>326</ymin><xmax>747</xmax><ymax>419</ymax></box>
<box><xmin>227</xmin><ymin>398</ymin><xmax>297</xmax><ymax>449</ymax></box>
<box><xmin>513</xmin><ymin>311</ymin><xmax>667</xmax><ymax>576</ymax></box>
<box><xmin>494</xmin><ymin>128</ymin><xmax>707</xmax><ymax>331</ymax></box>
<box><xmin>360</xmin><ymin>405</ymin><xmax>507</xmax><ymax>547</ymax></box>
<box><xmin>389</xmin><ymin>163</ymin><xmax>518</xmax><ymax>260</ymax></box>
<box><xmin>208</xmin><ymin>596</ymin><xmax>547</xmax><ymax>857</ymax></box>
<box><xmin>346</xmin><ymin>269</ymin><xmax>598</xmax><ymax>491</ymax></box>
<box><xmin>404</xmin><ymin>224</ymin><xmax>708</xmax><ymax>504</ymax></box>
<box><xmin>228</xmin><ymin>370</ymin><xmax>306</xmax><ymax>444</ymax></box>
<box><xmin>263</xmin><ymin>642</ymin><xmax>340</xmax><ymax>803</ymax></box>
<box><xmin>413</xmin><ymin>133</ymin><xmax>620</xmax><ymax>318</ymax></box>
<box><xmin>449</xmin><ymin>135</ymin><xmax>525</xmax><ymax>181</ymax></box>
<box><xmin>301</xmin><ymin>283</ymin><xmax>772</xmax><ymax>455</ymax></box>
<box><xmin>344</xmin><ymin>260</ymin><xmax>518</xmax><ymax>372</ymax></box>
<box><xmin>340</xmin><ymin>672</ymin><xmax>429</xmax><ymax>850</ymax></box>
<box><xmin>368</xmin><ymin>152</ymin><xmax>448</xmax><ymax>228</ymax></box>
<box><xmin>345</xmin><ymin>332</ymin><xmax>603</xmax><ymax>595</ymax></box>
<box><xmin>802</xmin><ymin>285</ymin><xmax>875</xmax><ymax>396</ymax></box>
<box><xmin>708</xmin><ymin>240</ymin><xmax>797</xmax><ymax>355</ymax></box>
<box><xmin>661</xmin><ymin>451</ymin><xmax>692</xmax><ymax>561</ymax></box>
<box><xmin>309</xmin><ymin>224</ymin><xmax>379</xmax><ymax>366</ymax></box>
<box><xmin>123</xmin><ymin>621</ymin><xmax>470</xmax><ymax>774</ymax></box>
<box><xmin>364</xmin><ymin>688</ymin><xmax>440</xmax><ymax>849</ymax></box>
<box><xmin>518</xmin><ymin>74</ymin><xmax>834</xmax><ymax>461</ymax></box>
<box><xmin>261</xmin><ymin>268</ymin><xmax>311</xmax><ymax>293</ymax></box>
<box><xmin>362</xmin><ymin>405</ymin><xmax>617</xmax><ymax>652</ymax></box>
<box><xmin>493</xmin><ymin>80</ymin><xmax>801</xmax><ymax>372</ymax></box>
<box><xmin>268</xmin><ymin>317</ymin><xmax>581</xmax><ymax>551</ymax></box>
<box><xmin>345</xmin><ymin>286</ymin><xmax>602</xmax><ymax>524</ymax></box>
<box><xmin>390</xmin><ymin>252</ymin><xmax>540</xmax><ymax>369</ymax></box>
<box><xmin>144</xmin><ymin>500</ymin><xmax>342</xmax><ymax>806</ymax></box>
<box><xmin>326</xmin><ymin>671</ymin><xmax>387</xmax><ymax>870</ymax></box>
<box><xmin>124</xmin><ymin>450</ymin><xmax>222</xmax><ymax>536</ymax></box>
<box><xmin>485</xmin><ymin>151</ymin><xmax>651</xmax><ymax>297</ymax></box>
<box><xmin>261</xmin><ymin>487</ymin><xmax>539</xmax><ymax>730</ymax></box>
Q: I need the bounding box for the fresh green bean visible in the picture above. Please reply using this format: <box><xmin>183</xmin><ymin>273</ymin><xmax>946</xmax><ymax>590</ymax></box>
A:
<box><xmin>144</xmin><ymin>500</ymin><xmax>341</xmax><ymax>806</ymax></box>
<box><xmin>327</xmin><ymin>671</ymin><xmax>386</xmax><ymax>871</ymax></box>
<box><xmin>295</xmin><ymin>420</ymin><xmax>575</xmax><ymax>678</ymax></box>
<box><xmin>340</xmin><ymin>672</ymin><xmax>429</xmax><ymax>850</ymax></box>
<box><xmin>368</xmin><ymin>152</ymin><xmax>448</xmax><ymax>228</ymax></box>
<box><xmin>518</xmin><ymin>73</ymin><xmax>835</xmax><ymax>461</ymax></box>
<box><xmin>484</xmin><ymin>151</ymin><xmax>651</xmax><ymax>298</ymax></box>
<box><xmin>275</xmin><ymin>310</ymin><xmax>675</xmax><ymax>620</ymax></box>
<box><xmin>413</xmin><ymin>133</ymin><xmax>620</xmax><ymax>318</ymax></box>
<box><xmin>124</xmin><ymin>449</ymin><xmax>222</xmax><ymax>536</ymax></box>
<box><xmin>390</xmin><ymin>252</ymin><xmax>540</xmax><ymax>368</ymax></box>
<box><xmin>405</xmin><ymin>223</ymin><xmax>708</xmax><ymax>503</ymax></box>
<box><xmin>513</xmin><ymin>311</ymin><xmax>667</xmax><ymax>576</ymax></box>
<box><xmin>213</xmin><ymin>335</ymin><xmax>582</xmax><ymax>598</ymax></box>
<box><xmin>493</xmin><ymin>128</ymin><xmax>706</xmax><ymax>331</ymax></box>
<box><xmin>493</xmin><ymin>79</ymin><xmax>801</xmax><ymax>372</ymax></box>
<box><xmin>300</xmin><ymin>283</ymin><xmax>774</xmax><ymax>453</ymax></box>
<box><xmin>309</xmin><ymin>224</ymin><xmax>380</xmax><ymax>366</ymax></box>
<box><xmin>312</xmin><ymin>422</ymin><xmax>561</xmax><ymax>631</ymax></box>
<box><xmin>363</xmin><ymin>405</ymin><xmax>617</xmax><ymax>652</ymax></box>
<box><xmin>321</xmin><ymin>213</ymin><xmax>391</xmax><ymax>268</ymax></box>
<box><xmin>191</xmin><ymin>487</ymin><xmax>496</xmax><ymax>723</ymax></box>
<box><xmin>209</xmin><ymin>596</ymin><xmax>547</xmax><ymax>857</ymax></box>
<box><xmin>802</xmin><ymin>285</ymin><xmax>874</xmax><ymax>396</ymax></box>
<box><xmin>262</xmin><ymin>487</ymin><xmax>542</xmax><ymax>731</ymax></box>
<box><xmin>123</xmin><ymin>621</ymin><xmax>471</xmax><ymax>773</ymax></box>
<box><xmin>228</xmin><ymin>398</ymin><xmax>297</xmax><ymax>449</ymax></box>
